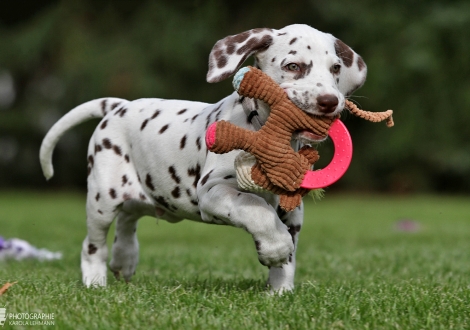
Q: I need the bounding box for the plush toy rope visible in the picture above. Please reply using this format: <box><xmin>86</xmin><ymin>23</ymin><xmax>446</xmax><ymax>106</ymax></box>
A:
<box><xmin>345</xmin><ymin>100</ymin><xmax>394</xmax><ymax>127</ymax></box>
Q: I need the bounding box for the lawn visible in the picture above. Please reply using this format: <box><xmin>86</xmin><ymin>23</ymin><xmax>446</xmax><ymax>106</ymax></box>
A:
<box><xmin>0</xmin><ymin>191</ymin><xmax>469</xmax><ymax>329</ymax></box>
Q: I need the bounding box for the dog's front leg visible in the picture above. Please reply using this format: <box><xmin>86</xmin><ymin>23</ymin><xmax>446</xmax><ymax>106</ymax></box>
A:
<box><xmin>266</xmin><ymin>203</ymin><xmax>304</xmax><ymax>293</ymax></box>
<box><xmin>197</xmin><ymin>177</ymin><xmax>295</xmax><ymax>273</ymax></box>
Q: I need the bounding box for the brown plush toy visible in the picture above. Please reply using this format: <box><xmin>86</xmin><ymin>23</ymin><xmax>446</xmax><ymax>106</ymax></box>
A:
<box><xmin>206</xmin><ymin>66</ymin><xmax>393</xmax><ymax>211</ymax></box>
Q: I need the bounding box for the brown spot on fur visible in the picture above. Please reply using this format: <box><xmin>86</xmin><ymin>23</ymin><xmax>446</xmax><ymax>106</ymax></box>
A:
<box><xmin>215</xmin><ymin>110</ymin><xmax>222</xmax><ymax>122</ymax></box>
<box><xmin>288</xmin><ymin>225</ymin><xmax>301</xmax><ymax>243</ymax></box>
<box><xmin>95</xmin><ymin>193</ymin><xmax>100</xmax><ymax>201</ymax></box>
<box><xmin>114</xmin><ymin>107</ymin><xmax>123</xmax><ymax>116</ymax></box>
<box><xmin>196</xmin><ymin>137</ymin><xmax>202</xmax><ymax>150</ymax></box>
<box><xmin>335</xmin><ymin>39</ymin><xmax>354</xmax><ymax>67</ymax></box>
<box><xmin>122</xmin><ymin>175</ymin><xmax>128</xmax><ymax>186</ymax></box>
<box><xmin>154</xmin><ymin>196</ymin><xmax>170</xmax><ymax>209</ymax></box>
<box><xmin>88</xmin><ymin>155</ymin><xmax>94</xmax><ymax>167</ymax></box>
<box><xmin>286</xmin><ymin>61</ymin><xmax>313</xmax><ymax>80</ymax></box>
<box><xmin>188</xmin><ymin>163</ymin><xmax>201</xmax><ymax>188</ymax></box>
<box><xmin>109</xmin><ymin>189</ymin><xmax>117</xmax><ymax>199</ymax></box>
<box><xmin>357</xmin><ymin>56</ymin><xmax>366</xmax><ymax>71</ymax></box>
<box><xmin>226</xmin><ymin>43</ymin><xmax>236</xmax><ymax>55</ymax></box>
<box><xmin>88</xmin><ymin>244</ymin><xmax>97</xmax><ymax>254</ymax></box>
<box><xmin>124</xmin><ymin>154</ymin><xmax>130</xmax><ymax>163</ymax></box>
<box><xmin>159</xmin><ymin>124</ymin><xmax>169</xmax><ymax>134</ymax></box>
<box><xmin>180</xmin><ymin>135</ymin><xmax>187</xmax><ymax>149</ymax></box>
<box><xmin>237</xmin><ymin>35</ymin><xmax>273</xmax><ymax>56</ymax></box>
<box><xmin>171</xmin><ymin>186</ymin><xmax>180</xmax><ymax>198</ymax></box>
<box><xmin>217</xmin><ymin>55</ymin><xmax>228</xmax><ymax>68</ymax></box>
<box><xmin>289</xmin><ymin>37</ymin><xmax>297</xmax><ymax>45</ymax></box>
<box><xmin>102</xmin><ymin>139</ymin><xmax>112</xmax><ymax>149</ymax></box>
<box><xmin>95</xmin><ymin>144</ymin><xmax>102</xmax><ymax>153</ymax></box>
<box><xmin>200</xmin><ymin>170</ymin><xmax>213</xmax><ymax>186</ymax></box>
<box><xmin>100</xmin><ymin>120</ymin><xmax>108</xmax><ymax>129</ymax></box>
<box><xmin>111</xmin><ymin>102</ymin><xmax>121</xmax><ymax>110</ymax></box>
<box><xmin>226</xmin><ymin>30</ymin><xmax>251</xmax><ymax>45</ymax></box>
<box><xmin>113</xmin><ymin>145</ymin><xmax>122</xmax><ymax>156</ymax></box>
<box><xmin>168</xmin><ymin>166</ymin><xmax>181</xmax><ymax>184</ymax></box>
<box><xmin>101</xmin><ymin>99</ymin><xmax>107</xmax><ymax>115</ymax></box>
<box><xmin>145</xmin><ymin>174</ymin><xmax>155</xmax><ymax>191</ymax></box>
<box><xmin>177</xmin><ymin>109</ymin><xmax>187</xmax><ymax>115</ymax></box>
<box><xmin>151</xmin><ymin>110</ymin><xmax>161</xmax><ymax>119</ymax></box>
<box><xmin>141</xmin><ymin>119</ymin><xmax>149</xmax><ymax>130</ymax></box>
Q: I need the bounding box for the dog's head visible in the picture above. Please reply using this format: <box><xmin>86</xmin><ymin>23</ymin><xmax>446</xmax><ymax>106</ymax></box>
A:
<box><xmin>207</xmin><ymin>24</ymin><xmax>367</xmax><ymax>131</ymax></box>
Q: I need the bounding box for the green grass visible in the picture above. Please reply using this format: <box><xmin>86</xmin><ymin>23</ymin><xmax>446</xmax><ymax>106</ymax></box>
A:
<box><xmin>1</xmin><ymin>191</ymin><xmax>470</xmax><ymax>329</ymax></box>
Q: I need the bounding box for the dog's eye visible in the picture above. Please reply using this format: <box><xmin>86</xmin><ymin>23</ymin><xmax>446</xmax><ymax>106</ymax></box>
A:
<box><xmin>331</xmin><ymin>64</ymin><xmax>341</xmax><ymax>74</ymax></box>
<box><xmin>285</xmin><ymin>63</ymin><xmax>300</xmax><ymax>72</ymax></box>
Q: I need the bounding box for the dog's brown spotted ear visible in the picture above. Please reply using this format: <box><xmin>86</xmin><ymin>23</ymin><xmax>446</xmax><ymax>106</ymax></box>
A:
<box><xmin>334</xmin><ymin>38</ymin><xmax>367</xmax><ymax>96</ymax></box>
<box><xmin>207</xmin><ymin>28</ymin><xmax>274</xmax><ymax>83</ymax></box>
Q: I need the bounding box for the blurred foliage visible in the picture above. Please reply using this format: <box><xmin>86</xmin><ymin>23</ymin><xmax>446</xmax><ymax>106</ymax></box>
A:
<box><xmin>0</xmin><ymin>0</ymin><xmax>469</xmax><ymax>193</ymax></box>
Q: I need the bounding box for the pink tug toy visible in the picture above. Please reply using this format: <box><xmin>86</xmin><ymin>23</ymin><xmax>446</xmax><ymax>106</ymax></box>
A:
<box><xmin>299</xmin><ymin>119</ymin><xmax>352</xmax><ymax>189</ymax></box>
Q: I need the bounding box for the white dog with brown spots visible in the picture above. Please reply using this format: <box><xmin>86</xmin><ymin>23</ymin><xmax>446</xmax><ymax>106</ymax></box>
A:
<box><xmin>40</xmin><ymin>24</ymin><xmax>367</xmax><ymax>293</ymax></box>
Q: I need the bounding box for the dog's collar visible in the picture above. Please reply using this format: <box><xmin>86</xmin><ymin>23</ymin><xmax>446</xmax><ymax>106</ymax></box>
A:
<box><xmin>240</xmin><ymin>97</ymin><xmax>265</xmax><ymax>130</ymax></box>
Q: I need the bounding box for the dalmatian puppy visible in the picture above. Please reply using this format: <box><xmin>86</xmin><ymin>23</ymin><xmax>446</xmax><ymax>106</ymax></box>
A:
<box><xmin>40</xmin><ymin>24</ymin><xmax>367</xmax><ymax>292</ymax></box>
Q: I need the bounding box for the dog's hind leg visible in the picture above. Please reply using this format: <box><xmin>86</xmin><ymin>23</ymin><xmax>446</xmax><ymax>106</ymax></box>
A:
<box><xmin>81</xmin><ymin>196</ymin><xmax>118</xmax><ymax>287</ymax></box>
<box><xmin>109</xmin><ymin>207</ymin><xmax>142</xmax><ymax>282</ymax></box>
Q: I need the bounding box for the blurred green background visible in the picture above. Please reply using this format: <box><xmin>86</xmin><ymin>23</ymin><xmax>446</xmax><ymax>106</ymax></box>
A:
<box><xmin>1</xmin><ymin>0</ymin><xmax>469</xmax><ymax>193</ymax></box>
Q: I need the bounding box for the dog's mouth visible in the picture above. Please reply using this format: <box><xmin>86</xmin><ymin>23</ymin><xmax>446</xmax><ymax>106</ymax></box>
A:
<box><xmin>293</xmin><ymin>129</ymin><xmax>328</xmax><ymax>144</ymax></box>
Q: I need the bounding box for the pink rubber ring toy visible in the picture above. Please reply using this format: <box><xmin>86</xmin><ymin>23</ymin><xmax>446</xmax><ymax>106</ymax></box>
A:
<box><xmin>300</xmin><ymin>119</ymin><xmax>353</xmax><ymax>189</ymax></box>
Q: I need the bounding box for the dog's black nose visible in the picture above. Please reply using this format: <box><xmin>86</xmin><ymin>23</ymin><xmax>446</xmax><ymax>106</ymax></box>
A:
<box><xmin>316</xmin><ymin>94</ymin><xmax>339</xmax><ymax>113</ymax></box>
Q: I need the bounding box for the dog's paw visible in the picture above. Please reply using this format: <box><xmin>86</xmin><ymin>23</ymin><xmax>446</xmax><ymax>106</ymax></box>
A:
<box><xmin>81</xmin><ymin>264</ymin><xmax>107</xmax><ymax>287</ymax></box>
<box><xmin>109</xmin><ymin>257</ymin><xmax>138</xmax><ymax>282</ymax></box>
<box><xmin>267</xmin><ymin>284</ymin><xmax>294</xmax><ymax>295</ymax></box>
<box><xmin>109</xmin><ymin>241</ymin><xmax>139</xmax><ymax>282</ymax></box>
<box><xmin>254</xmin><ymin>230</ymin><xmax>294</xmax><ymax>268</ymax></box>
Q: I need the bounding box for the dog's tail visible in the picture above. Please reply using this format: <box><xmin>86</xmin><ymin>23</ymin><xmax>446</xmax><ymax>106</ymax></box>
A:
<box><xmin>39</xmin><ymin>97</ymin><xmax>128</xmax><ymax>180</ymax></box>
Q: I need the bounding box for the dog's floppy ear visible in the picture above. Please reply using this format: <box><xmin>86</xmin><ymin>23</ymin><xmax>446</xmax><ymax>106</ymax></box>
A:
<box><xmin>207</xmin><ymin>28</ymin><xmax>274</xmax><ymax>83</ymax></box>
<box><xmin>334</xmin><ymin>38</ymin><xmax>368</xmax><ymax>96</ymax></box>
